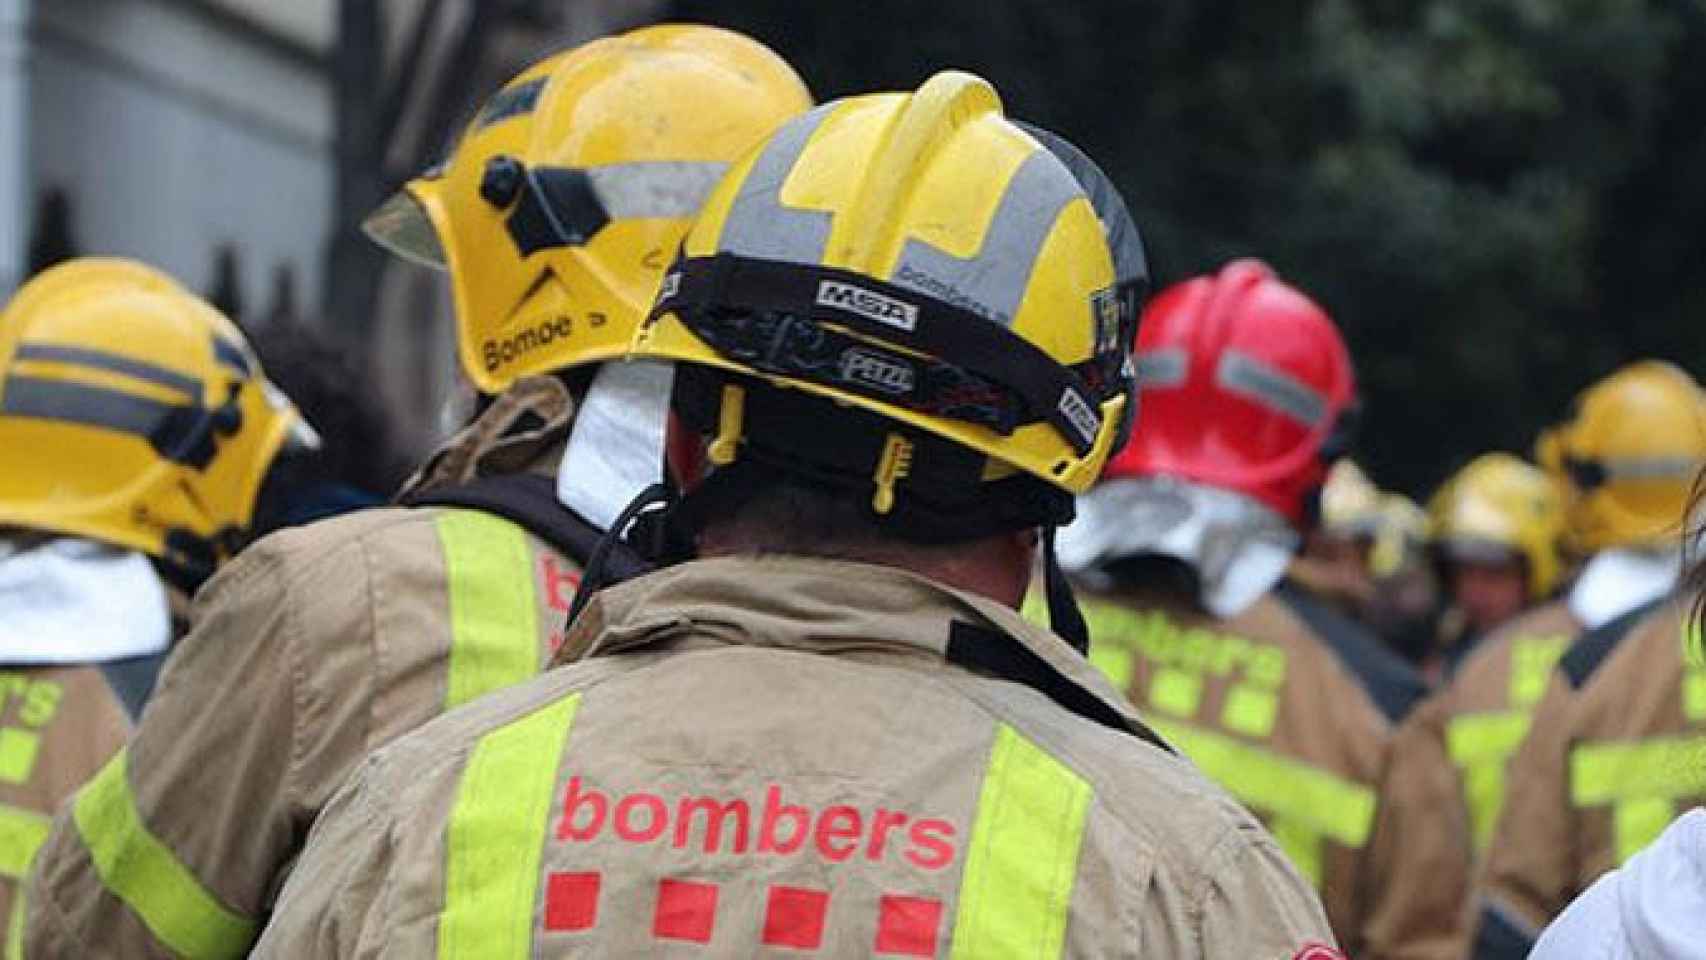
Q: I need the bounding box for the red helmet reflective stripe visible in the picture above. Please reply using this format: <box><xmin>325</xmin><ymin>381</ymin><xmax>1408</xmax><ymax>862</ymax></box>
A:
<box><xmin>1103</xmin><ymin>259</ymin><xmax>1356</xmax><ymax>525</ymax></box>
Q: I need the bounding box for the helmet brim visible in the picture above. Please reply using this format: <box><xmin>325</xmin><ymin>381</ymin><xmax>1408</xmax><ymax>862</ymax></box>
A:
<box><xmin>362</xmin><ymin>190</ymin><xmax>448</xmax><ymax>271</ymax></box>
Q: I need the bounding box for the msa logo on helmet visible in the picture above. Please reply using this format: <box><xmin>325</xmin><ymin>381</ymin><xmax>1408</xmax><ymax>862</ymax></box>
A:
<box><xmin>840</xmin><ymin>348</ymin><xmax>916</xmax><ymax>396</ymax></box>
<box><xmin>1057</xmin><ymin>388</ymin><xmax>1101</xmax><ymax>445</ymax></box>
<box><xmin>482</xmin><ymin>315</ymin><xmax>573</xmax><ymax>372</ymax></box>
<box><xmin>815</xmin><ymin>280</ymin><xmax>919</xmax><ymax>333</ymax></box>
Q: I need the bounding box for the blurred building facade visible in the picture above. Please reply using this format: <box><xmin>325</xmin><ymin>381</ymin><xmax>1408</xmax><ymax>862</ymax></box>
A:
<box><xmin>1</xmin><ymin>0</ymin><xmax>661</xmax><ymax>471</ymax></box>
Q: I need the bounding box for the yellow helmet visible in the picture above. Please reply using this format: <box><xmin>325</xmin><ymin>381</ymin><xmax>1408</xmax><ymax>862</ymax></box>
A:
<box><xmin>0</xmin><ymin>258</ymin><xmax>309</xmax><ymax>579</ymax></box>
<box><xmin>1320</xmin><ymin>459</ymin><xmax>1382</xmax><ymax>538</ymax></box>
<box><xmin>1429</xmin><ymin>452</ymin><xmax>1565</xmax><ymax>598</ymax></box>
<box><xmin>363</xmin><ymin>24</ymin><xmax>812</xmax><ymax>394</ymax></box>
<box><xmin>1537</xmin><ymin>360</ymin><xmax>1706</xmax><ymax>553</ymax></box>
<box><xmin>632</xmin><ymin>70</ymin><xmax>1137</xmax><ymax>527</ymax></box>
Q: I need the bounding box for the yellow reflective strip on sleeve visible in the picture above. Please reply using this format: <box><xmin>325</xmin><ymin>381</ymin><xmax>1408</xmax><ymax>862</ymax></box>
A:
<box><xmin>437</xmin><ymin>511</ymin><xmax>543</xmax><ymax>709</ymax></box>
<box><xmin>1446</xmin><ymin>711</ymin><xmax>1533</xmax><ymax>767</ymax></box>
<box><xmin>1508</xmin><ymin>635</ymin><xmax>1569</xmax><ymax>708</ymax></box>
<box><xmin>950</xmin><ymin>725</ymin><xmax>1089</xmax><ymax>960</ymax></box>
<box><xmin>1267</xmin><ymin>816</ymin><xmax>1324</xmax><ymax>888</ymax></box>
<box><xmin>72</xmin><ymin>751</ymin><xmax>256</xmax><ymax>959</ymax></box>
<box><xmin>6</xmin><ymin>887</ymin><xmax>23</xmax><ymax>960</ymax></box>
<box><xmin>0</xmin><ymin>805</ymin><xmax>49</xmax><ymax>878</ymax></box>
<box><xmin>439</xmin><ymin>694</ymin><xmax>581</xmax><ymax>960</ymax></box>
<box><xmin>1150</xmin><ymin>718</ymin><xmax>1376</xmax><ymax>848</ymax></box>
<box><xmin>1685</xmin><ymin>671</ymin><xmax>1706</xmax><ymax>723</ymax></box>
<box><xmin>1570</xmin><ymin>736</ymin><xmax>1706</xmax><ymax>805</ymax></box>
<box><xmin>1613</xmin><ymin>796</ymin><xmax>1674</xmax><ymax>863</ymax></box>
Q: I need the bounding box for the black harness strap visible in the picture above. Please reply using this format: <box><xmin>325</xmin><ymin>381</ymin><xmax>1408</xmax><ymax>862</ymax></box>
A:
<box><xmin>946</xmin><ymin>620</ymin><xmax>1172</xmax><ymax>753</ymax></box>
<box><xmin>402</xmin><ymin>473</ymin><xmax>649</xmax><ymax>581</ymax></box>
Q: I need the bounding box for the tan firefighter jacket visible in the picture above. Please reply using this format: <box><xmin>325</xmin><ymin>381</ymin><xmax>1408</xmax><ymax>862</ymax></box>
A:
<box><xmin>1470</xmin><ymin>596</ymin><xmax>1697</xmax><ymax>958</ymax></box>
<box><xmin>1371</xmin><ymin>599</ymin><xmax>1581</xmax><ymax>960</ymax></box>
<box><xmin>1073</xmin><ymin>580</ymin><xmax>1441</xmax><ymax>960</ymax></box>
<box><xmin>0</xmin><ymin>665</ymin><xmax>128</xmax><ymax>955</ymax></box>
<box><xmin>24</xmin><ymin>377</ymin><xmax>590</xmax><ymax>959</ymax></box>
<box><xmin>252</xmin><ymin>556</ymin><xmax>1338</xmax><ymax>958</ymax></box>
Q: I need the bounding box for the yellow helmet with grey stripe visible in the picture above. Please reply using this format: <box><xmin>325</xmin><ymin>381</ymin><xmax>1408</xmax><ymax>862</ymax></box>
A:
<box><xmin>363</xmin><ymin>24</ymin><xmax>812</xmax><ymax>394</ymax></box>
<box><xmin>1429</xmin><ymin>452</ymin><xmax>1565</xmax><ymax>599</ymax></box>
<box><xmin>0</xmin><ymin>258</ymin><xmax>311</xmax><ymax>584</ymax></box>
<box><xmin>632</xmin><ymin>70</ymin><xmax>1138</xmax><ymax>553</ymax></box>
<box><xmin>1537</xmin><ymin>360</ymin><xmax>1706</xmax><ymax>553</ymax></box>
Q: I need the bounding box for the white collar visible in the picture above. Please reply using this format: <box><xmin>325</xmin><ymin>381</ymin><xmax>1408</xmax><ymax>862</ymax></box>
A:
<box><xmin>1568</xmin><ymin>547</ymin><xmax>1679</xmax><ymax>630</ymax></box>
<box><xmin>0</xmin><ymin>536</ymin><xmax>172</xmax><ymax>663</ymax></box>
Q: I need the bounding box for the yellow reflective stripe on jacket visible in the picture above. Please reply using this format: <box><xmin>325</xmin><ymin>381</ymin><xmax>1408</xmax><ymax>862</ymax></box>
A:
<box><xmin>72</xmin><ymin>750</ymin><xmax>255</xmax><ymax>959</ymax></box>
<box><xmin>1572</xmin><ymin>735</ymin><xmax>1706</xmax><ymax>862</ymax></box>
<box><xmin>439</xmin><ymin>694</ymin><xmax>581</xmax><ymax>960</ymax></box>
<box><xmin>437</xmin><ymin>510</ymin><xmax>542</xmax><ymax>709</ymax></box>
<box><xmin>1570</xmin><ymin>735</ymin><xmax>1706</xmax><ymax>804</ymax></box>
<box><xmin>0</xmin><ymin>804</ymin><xmax>49</xmax><ymax>879</ymax></box>
<box><xmin>1446</xmin><ymin>710</ymin><xmax>1534</xmax><ymax>852</ymax></box>
<box><xmin>950</xmin><ymin>724</ymin><xmax>1089</xmax><ymax>959</ymax></box>
<box><xmin>1149</xmin><ymin>718</ymin><xmax>1376</xmax><ymax>848</ymax></box>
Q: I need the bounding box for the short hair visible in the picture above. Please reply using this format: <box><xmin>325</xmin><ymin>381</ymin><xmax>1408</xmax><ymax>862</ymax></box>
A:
<box><xmin>703</xmin><ymin>476</ymin><xmax>902</xmax><ymax>561</ymax></box>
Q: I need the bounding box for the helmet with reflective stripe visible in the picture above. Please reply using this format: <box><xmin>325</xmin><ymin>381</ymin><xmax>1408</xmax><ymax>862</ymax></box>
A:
<box><xmin>364</xmin><ymin>24</ymin><xmax>812</xmax><ymax>395</ymax></box>
<box><xmin>1536</xmin><ymin>360</ymin><xmax>1706</xmax><ymax>552</ymax></box>
<box><xmin>1102</xmin><ymin>259</ymin><xmax>1357</xmax><ymax>527</ymax></box>
<box><xmin>0</xmin><ymin>258</ymin><xmax>311</xmax><ymax>580</ymax></box>
<box><xmin>1428</xmin><ymin>452</ymin><xmax>1564</xmax><ymax>599</ymax></box>
<box><xmin>631</xmin><ymin>70</ymin><xmax>1139</xmax><ymax>541</ymax></box>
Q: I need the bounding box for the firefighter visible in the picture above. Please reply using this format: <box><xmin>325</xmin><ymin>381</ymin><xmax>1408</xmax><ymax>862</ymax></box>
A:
<box><xmin>252</xmin><ymin>71</ymin><xmax>1338</xmax><ymax>957</ymax></box>
<box><xmin>1291</xmin><ymin>459</ymin><xmax>1383</xmax><ymax>620</ymax></box>
<box><xmin>1056</xmin><ymin>260</ymin><xmax>1445</xmax><ymax>957</ymax></box>
<box><xmin>1469</xmin><ymin>360</ymin><xmax>1706</xmax><ymax>957</ymax></box>
<box><xmin>0</xmin><ymin>256</ymin><xmax>311</xmax><ymax>941</ymax></box>
<box><xmin>1427</xmin><ymin>452</ymin><xmax>1566</xmax><ymax>672</ymax></box>
<box><xmin>23</xmin><ymin>27</ymin><xmax>811</xmax><ymax>958</ymax></box>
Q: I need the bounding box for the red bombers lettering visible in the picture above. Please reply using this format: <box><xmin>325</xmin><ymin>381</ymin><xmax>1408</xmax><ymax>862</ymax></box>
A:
<box><xmin>556</xmin><ymin>778</ymin><xmax>958</xmax><ymax>871</ymax></box>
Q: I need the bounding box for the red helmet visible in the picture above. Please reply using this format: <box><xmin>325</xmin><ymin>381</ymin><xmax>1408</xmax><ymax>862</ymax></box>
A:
<box><xmin>1103</xmin><ymin>259</ymin><xmax>1357</xmax><ymax>525</ymax></box>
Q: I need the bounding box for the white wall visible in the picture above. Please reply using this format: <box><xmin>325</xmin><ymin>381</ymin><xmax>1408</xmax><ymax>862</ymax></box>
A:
<box><xmin>26</xmin><ymin>0</ymin><xmax>332</xmax><ymax>312</ymax></box>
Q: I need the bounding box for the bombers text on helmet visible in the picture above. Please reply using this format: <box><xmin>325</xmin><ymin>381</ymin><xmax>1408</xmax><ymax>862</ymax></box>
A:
<box><xmin>1429</xmin><ymin>452</ymin><xmax>1565</xmax><ymax>600</ymax></box>
<box><xmin>363</xmin><ymin>24</ymin><xmax>812</xmax><ymax>394</ymax></box>
<box><xmin>631</xmin><ymin>70</ymin><xmax>1139</xmax><ymax>541</ymax></box>
<box><xmin>1536</xmin><ymin>359</ymin><xmax>1706</xmax><ymax>553</ymax></box>
<box><xmin>0</xmin><ymin>258</ymin><xmax>309</xmax><ymax>583</ymax></box>
<box><xmin>1101</xmin><ymin>259</ymin><xmax>1358</xmax><ymax>527</ymax></box>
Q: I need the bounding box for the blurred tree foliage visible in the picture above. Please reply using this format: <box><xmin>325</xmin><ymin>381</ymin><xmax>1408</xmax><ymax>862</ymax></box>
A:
<box><xmin>670</xmin><ymin>0</ymin><xmax>1706</xmax><ymax>494</ymax></box>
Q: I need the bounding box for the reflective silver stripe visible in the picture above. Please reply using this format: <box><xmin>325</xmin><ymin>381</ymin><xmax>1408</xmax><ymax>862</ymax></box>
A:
<box><xmin>1599</xmin><ymin>456</ymin><xmax>1703</xmax><ymax>481</ymax></box>
<box><xmin>586</xmin><ymin>161</ymin><xmax>731</xmax><ymax>221</ymax></box>
<box><xmin>13</xmin><ymin>345</ymin><xmax>201</xmax><ymax>397</ymax></box>
<box><xmin>717</xmin><ymin>104</ymin><xmax>837</xmax><ymax>263</ymax></box>
<box><xmin>1135</xmin><ymin>348</ymin><xmax>1188</xmax><ymax>388</ymax></box>
<box><xmin>1216</xmin><ymin>349</ymin><xmax>1328</xmax><ymax>427</ymax></box>
<box><xmin>1</xmin><ymin>376</ymin><xmax>171</xmax><ymax>438</ymax></box>
<box><xmin>890</xmin><ymin>150</ymin><xmax>1080</xmax><ymax>327</ymax></box>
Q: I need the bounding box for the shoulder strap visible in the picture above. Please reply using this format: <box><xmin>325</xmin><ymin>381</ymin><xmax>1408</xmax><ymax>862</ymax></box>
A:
<box><xmin>1273</xmin><ymin>579</ymin><xmax>1429</xmax><ymax>724</ymax></box>
<box><xmin>1559</xmin><ymin>596</ymin><xmax>1667</xmax><ymax>690</ymax></box>
<box><xmin>401</xmin><ymin>473</ymin><xmax>650</xmax><ymax>582</ymax></box>
<box><xmin>946</xmin><ymin>620</ymin><xmax>1173</xmax><ymax>754</ymax></box>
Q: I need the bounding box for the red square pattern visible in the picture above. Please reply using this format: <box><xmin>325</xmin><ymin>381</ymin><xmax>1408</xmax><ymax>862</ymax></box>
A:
<box><xmin>874</xmin><ymin>894</ymin><xmax>942</xmax><ymax>957</ymax></box>
<box><xmin>544</xmin><ymin>872</ymin><xmax>601</xmax><ymax>932</ymax></box>
<box><xmin>761</xmin><ymin>885</ymin><xmax>829</xmax><ymax>949</ymax></box>
<box><xmin>654</xmin><ymin>878</ymin><xmax>719</xmax><ymax>943</ymax></box>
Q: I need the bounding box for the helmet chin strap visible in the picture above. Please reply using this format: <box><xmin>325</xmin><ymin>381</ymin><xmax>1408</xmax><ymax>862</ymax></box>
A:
<box><xmin>563</xmin><ymin>482</ymin><xmax>676</xmax><ymax>631</ymax></box>
<box><xmin>1042</xmin><ymin>526</ymin><xmax>1090</xmax><ymax>654</ymax></box>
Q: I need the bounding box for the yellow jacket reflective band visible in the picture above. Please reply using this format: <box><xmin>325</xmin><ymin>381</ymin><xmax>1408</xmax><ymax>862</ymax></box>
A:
<box><xmin>437</xmin><ymin>511</ymin><xmax>542</xmax><ymax>709</ymax></box>
<box><xmin>1150</xmin><ymin>718</ymin><xmax>1376</xmax><ymax>848</ymax></box>
<box><xmin>440</xmin><ymin>694</ymin><xmax>582</xmax><ymax>959</ymax></box>
<box><xmin>1570</xmin><ymin>735</ymin><xmax>1706</xmax><ymax>804</ymax></box>
<box><xmin>950</xmin><ymin>725</ymin><xmax>1089</xmax><ymax>959</ymax></box>
<box><xmin>72</xmin><ymin>750</ymin><xmax>256</xmax><ymax>959</ymax></box>
<box><xmin>1447</xmin><ymin>711</ymin><xmax>1534</xmax><ymax>852</ymax></box>
<box><xmin>0</xmin><ymin>804</ymin><xmax>49</xmax><ymax>879</ymax></box>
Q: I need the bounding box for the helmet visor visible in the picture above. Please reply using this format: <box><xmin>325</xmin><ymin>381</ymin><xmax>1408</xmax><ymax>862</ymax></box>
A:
<box><xmin>362</xmin><ymin>191</ymin><xmax>447</xmax><ymax>270</ymax></box>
